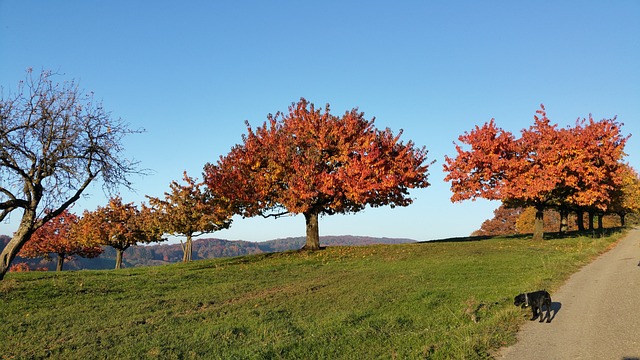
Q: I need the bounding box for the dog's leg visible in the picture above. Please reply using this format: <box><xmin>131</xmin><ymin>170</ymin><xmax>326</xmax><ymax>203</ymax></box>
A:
<box><xmin>545</xmin><ymin>298</ymin><xmax>552</xmax><ymax>323</ymax></box>
<box><xmin>531</xmin><ymin>306</ymin><xmax>539</xmax><ymax>321</ymax></box>
<box><xmin>539</xmin><ymin>305</ymin><xmax>545</xmax><ymax>322</ymax></box>
<box><xmin>536</xmin><ymin>304</ymin><xmax>544</xmax><ymax>322</ymax></box>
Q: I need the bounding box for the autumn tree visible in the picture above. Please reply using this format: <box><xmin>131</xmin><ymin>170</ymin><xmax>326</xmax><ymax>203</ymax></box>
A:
<box><xmin>443</xmin><ymin>115</ymin><xmax>557</xmax><ymax>236</ymax></box>
<box><xmin>75</xmin><ymin>197</ymin><xmax>164</xmax><ymax>269</ymax></box>
<box><xmin>444</xmin><ymin>105</ymin><xmax>628</xmax><ymax>240</ymax></box>
<box><xmin>502</xmin><ymin>107</ymin><xmax>569</xmax><ymax>239</ymax></box>
<box><xmin>443</xmin><ymin>119</ymin><xmax>516</xmax><ymax>203</ymax></box>
<box><xmin>515</xmin><ymin>207</ymin><xmax>574</xmax><ymax>234</ymax></box>
<box><xmin>0</xmin><ymin>69</ymin><xmax>142</xmax><ymax>279</ymax></box>
<box><xmin>147</xmin><ymin>172</ymin><xmax>233</xmax><ymax>262</ymax></box>
<box><xmin>204</xmin><ymin>98</ymin><xmax>431</xmax><ymax>250</ymax></box>
<box><xmin>608</xmin><ymin>164</ymin><xmax>640</xmax><ymax>226</ymax></box>
<box><xmin>573</xmin><ymin>116</ymin><xmax>628</xmax><ymax>224</ymax></box>
<box><xmin>471</xmin><ymin>205</ymin><xmax>523</xmax><ymax>236</ymax></box>
<box><xmin>18</xmin><ymin>209</ymin><xmax>102</xmax><ymax>271</ymax></box>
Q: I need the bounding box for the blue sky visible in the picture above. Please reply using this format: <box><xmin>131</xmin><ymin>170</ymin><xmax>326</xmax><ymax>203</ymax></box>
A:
<box><xmin>1</xmin><ymin>1</ymin><xmax>639</xmax><ymax>242</ymax></box>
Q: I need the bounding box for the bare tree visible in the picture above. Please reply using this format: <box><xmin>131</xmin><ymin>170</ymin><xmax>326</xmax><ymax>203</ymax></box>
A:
<box><xmin>0</xmin><ymin>69</ymin><xmax>143</xmax><ymax>279</ymax></box>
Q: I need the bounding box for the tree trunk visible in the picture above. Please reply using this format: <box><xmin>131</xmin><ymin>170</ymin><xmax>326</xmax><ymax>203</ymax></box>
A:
<box><xmin>182</xmin><ymin>234</ymin><xmax>193</xmax><ymax>262</ymax></box>
<box><xmin>619</xmin><ymin>213</ymin><xmax>626</xmax><ymax>227</ymax></box>
<box><xmin>597</xmin><ymin>213</ymin><xmax>603</xmax><ymax>230</ymax></box>
<box><xmin>302</xmin><ymin>212</ymin><xmax>321</xmax><ymax>250</ymax></box>
<box><xmin>532</xmin><ymin>206</ymin><xmax>544</xmax><ymax>240</ymax></box>
<box><xmin>559</xmin><ymin>209</ymin><xmax>569</xmax><ymax>234</ymax></box>
<box><xmin>576</xmin><ymin>211</ymin><xmax>585</xmax><ymax>231</ymax></box>
<box><xmin>56</xmin><ymin>254</ymin><xmax>65</xmax><ymax>272</ymax></box>
<box><xmin>115</xmin><ymin>248</ymin><xmax>124</xmax><ymax>269</ymax></box>
<box><xmin>588</xmin><ymin>211</ymin><xmax>595</xmax><ymax>231</ymax></box>
<box><xmin>0</xmin><ymin>211</ymin><xmax>36</xmax><ymax>280</ymax></box>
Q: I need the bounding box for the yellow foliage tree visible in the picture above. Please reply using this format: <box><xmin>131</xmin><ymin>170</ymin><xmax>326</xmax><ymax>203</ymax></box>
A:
<box><xmin>147</xmin><ymin>172</ymin><xmax>233</xmax><ymax>262</ymax></box>
<box><xmin>609</xmin><ymin>164</ymin><xmax>640</xmax><ymax>226</ymax></box>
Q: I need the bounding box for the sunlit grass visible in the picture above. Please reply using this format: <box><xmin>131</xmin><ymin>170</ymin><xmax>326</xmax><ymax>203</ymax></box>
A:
<box><xmin>0</xmin><ymin>230</ymin><xmax>625</xmax><ymax>359</ymax></box>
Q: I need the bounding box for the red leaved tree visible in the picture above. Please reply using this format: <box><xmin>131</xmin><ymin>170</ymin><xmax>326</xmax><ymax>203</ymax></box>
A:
<box><xmin>445</xmin><ymin>105</ymin><xmax>628</xmax><ymax>240</ymax></box>
<box><xmin>566</xmin><ymin>116</ymin><xmax>629</xmax><ymax>213</ymax></box>
<box><xmin>443</xmin><ymin>119</ymin><xmax>516</xmax><ymax>203</ymax></box>
<box><xmin>204</xmin><ymin>98</ymin><xmax>431</xmax><ymax>250</ymax></box>
<box><xmin>75</xmin><ymin>197</ymin><xmax>164</xmax><ymax>269</ymax></box>
<box><xmin>147</xmin><ymin>172</ymin><xmax>233</xmax><ymax>262</ymax></box>
<box><xmin>18</xmin><ymin>210</ymin><xmax>102</xmax><ymax>271</ymax></box>
<box><xmin>500</xmin><ymin>107</ymin><xmax>568</xmax><ymax>239</ymax></box>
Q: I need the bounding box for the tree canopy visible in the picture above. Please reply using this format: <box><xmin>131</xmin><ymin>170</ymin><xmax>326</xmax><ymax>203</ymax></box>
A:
<box><xmin>147</xmin><ymin>172</ymin><xmax>233</xmax><ymax>262</ymax></box>
<box><xmin>18</xmin><ymin>209</ymin><xmax>102</xmax><ymax>271</ymax></box>
<box><xmin>75</xmin><ymin>197</ymin><xmax>164</xmax><ymax>269</ymax></box>
<box><xmin>204</xmin><ymin>98</ymin><xmax>431</xmax><ymax>250</ymax></box>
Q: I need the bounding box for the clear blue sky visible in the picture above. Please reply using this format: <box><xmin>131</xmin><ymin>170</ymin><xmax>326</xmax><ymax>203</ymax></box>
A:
<box><xmin>1</xmin><ymin>1</ymin><xmax>639</xmax><ymax>242</ymax></box>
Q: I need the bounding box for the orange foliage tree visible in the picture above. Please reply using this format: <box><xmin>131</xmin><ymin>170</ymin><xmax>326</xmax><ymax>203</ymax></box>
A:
<box><xmin>471</xmin><ymin>205</ymin><xmax>523</xmax><ymax>237</ymax></box>
<box><xmin>444</xmin><ymin>105</ymin><xmax>628</xmax><ymax>240</ymax></box>
<box><xmin>147</xmin><ymin>172</ymin><xmax>233</xmax><ymax>262</ymax></box>
<box><xmin>18</xmin><ymin>210</ymin><xmax>102</xmax><ymax>271</ymax></box>
<box><xmin>443</xmin><ymin>119</ymin><xmax>516</xmax><ymax>203</ymax></box>
<box><xmin>204</xmin><ymin>98</ymin><xmax>431</xmax><ymax>250</ymax></box>
<box><xmin>75</xmin><ymin>197</ymin><xmax>164</xmax><ymax>269</ymax></box>
<box><xmin>503</xmin><ymin>107</ymin><xmax>570</xmax><ymax>239</ymax></box>
<box><xmin>563</xmin><ymin>115</ymin><xmax>629</xmax><ymax>229</ymax></box>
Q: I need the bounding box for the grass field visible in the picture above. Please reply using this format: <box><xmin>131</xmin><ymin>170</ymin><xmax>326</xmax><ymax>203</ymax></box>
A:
<box><xmin>0</xmin><ymin>230</ymin><xmax>626</xmax><ymax>359</ymax></box>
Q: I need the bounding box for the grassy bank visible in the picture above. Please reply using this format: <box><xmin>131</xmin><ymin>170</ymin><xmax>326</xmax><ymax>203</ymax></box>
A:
<box><xmin>0</xmin><ymin>230</ymin><xmax>626</xmax><ymax>359</ymax></box>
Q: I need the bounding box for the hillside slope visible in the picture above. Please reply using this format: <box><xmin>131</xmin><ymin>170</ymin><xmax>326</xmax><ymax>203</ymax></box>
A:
<box><xmin>0</xmin><ymin>231</ymin><xmax>625</xmax><ymax>359</ymax></box>
<box><xmin>1</xmin><ymin>234</ymin><xmax>415</xmax><ymax>270</ymax></box>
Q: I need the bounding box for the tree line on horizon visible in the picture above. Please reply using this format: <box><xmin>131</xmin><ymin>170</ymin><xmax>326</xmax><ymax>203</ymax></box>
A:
<box><xmin>1</xmin><ymin>233</ymin><xmax>416</xmax><ymax>271</ymax></box>
<box><xmin>1</xmin><ymin>69</ymin><xmax>637</xmax><ymax>278</ymax></box>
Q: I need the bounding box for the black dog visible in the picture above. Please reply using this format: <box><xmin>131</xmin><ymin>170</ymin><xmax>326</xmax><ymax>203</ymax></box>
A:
<box><xmin>514</xmin><ymin>290</ymin><xmax>552</xmax><ymax>323</ymax></box>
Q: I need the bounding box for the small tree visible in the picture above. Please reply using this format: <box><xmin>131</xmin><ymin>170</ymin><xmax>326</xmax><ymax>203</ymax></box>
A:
<box><xmin>147</xmin><ymin>172</ymin><xmax>232</xmax><ymax>262</ymax></box>
<box><xmin>0</xmin><ymin>69</ymin><xmax>142</xmax><ymax>279</ymax></box>
<box><xmin>471</xmin><ymin>205</ymin><xmax>523</xmax><ymax>237</ymax></box>
<box><xmin>75</xmin><ymin>197</ymin><xmax>164</xmax><ymax>269</ymax></box>
<box><xmin>18</xmin><ymin>209</ymin><xmax>102</xmax><ymax>271</ymax></box>
<box><xmin>609</xmin><ymin>164</ymin><xmax>640</xmax><ymax>226</ymax></box>
<box><xmin>205</xmin><ymin>98</ymin><xmax>431</xmax><ymax>250</ymax></box>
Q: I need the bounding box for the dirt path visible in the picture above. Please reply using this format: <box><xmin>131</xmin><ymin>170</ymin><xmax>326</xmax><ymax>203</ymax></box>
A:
<box><xmin>497</xmin><ymin>228</ymin><xmax>640</xmax><ymax>360</ymax></box>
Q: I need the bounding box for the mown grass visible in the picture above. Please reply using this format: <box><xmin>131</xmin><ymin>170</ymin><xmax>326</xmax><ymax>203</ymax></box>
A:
<box><xmin>0</xmin><ymin>230</ymin><xmax>627</xmax><ymax>359</ymax></box>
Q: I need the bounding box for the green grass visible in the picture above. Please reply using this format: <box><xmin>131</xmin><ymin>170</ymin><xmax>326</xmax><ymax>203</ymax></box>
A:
<box><xmin>0</xmin><ymin>230</ymin><xmax>626</xmax><ymax>359</ymax></box>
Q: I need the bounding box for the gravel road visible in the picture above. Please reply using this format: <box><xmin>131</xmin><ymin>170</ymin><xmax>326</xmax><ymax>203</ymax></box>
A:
<box><xmin>497</xmin><ymin>228</ymin><xmax>640</xmax><ymax>360</ymax></box>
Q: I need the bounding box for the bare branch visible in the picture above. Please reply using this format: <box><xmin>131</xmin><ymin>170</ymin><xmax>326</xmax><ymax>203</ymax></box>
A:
<box><xmin>1</xmin><ymin>68</ymin><xmax>146</xmax><ymax>278</ymax></box>
<box><xmin>260</xmin><ymin>210</ymin><xmax>290</xmax><ymax>219</ymax></box>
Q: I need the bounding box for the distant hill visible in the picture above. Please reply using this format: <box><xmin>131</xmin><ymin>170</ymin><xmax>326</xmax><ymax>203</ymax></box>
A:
<box><xmin>0</xmin><ymin>234</ymin><xmax>415</xmax><ymax>271</ymax></box>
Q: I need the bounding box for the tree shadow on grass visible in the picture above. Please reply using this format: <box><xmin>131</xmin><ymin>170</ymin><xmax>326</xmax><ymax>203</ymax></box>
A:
<box><xmin>543</xmin><ymin>227</ymin><xmax>624</xmax><ymax>241</ymax></box>
<box><xmin>417</xmin><ymin>227</ymin><xmax>625</xmax><ymax>244</ymax></box>
<box><xmin>417</xmin><ymin>233</ymin><xmax>530</xmax><ymax>244</ymax></box>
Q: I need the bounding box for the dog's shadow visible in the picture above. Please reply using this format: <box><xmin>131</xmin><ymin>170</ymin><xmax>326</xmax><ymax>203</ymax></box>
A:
<box><xmin>547</xmin><ymin>302</ymin><xmax>562</xmax><ymax>323</ymax></box>
<box><xmin>531</xmin><ymin>302</ymin><xmax>562</xmax><ymax>323</ymax></box>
